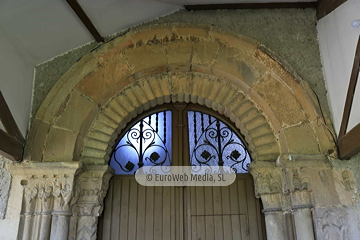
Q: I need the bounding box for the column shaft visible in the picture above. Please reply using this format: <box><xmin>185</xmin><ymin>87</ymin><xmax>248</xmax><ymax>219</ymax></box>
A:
<box><xmin>293</xmin><ymin>208</ymin><xmax>315</xmax><ymax>240</ymax></box>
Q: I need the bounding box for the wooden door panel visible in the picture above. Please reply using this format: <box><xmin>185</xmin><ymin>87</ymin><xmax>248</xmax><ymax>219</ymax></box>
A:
<box><xmin>190</xmin><ymin>214</ymin><xmax>248</xmax><ymax>240</ymax></box>
<box><xmin>204</xmin><ymin>216</ymin><xmax>215</xmax><ymax>240</ymax></box>
<box><xmin>214</xmin><ymin>216</ymin><xmax>224</xmax><ymax>240</ymax></box>
<box><xmin>240</xmin><ymin>214</ymin><xmax>250</xmax><ymax>240</ymax></box>
<box><xmin>187</xmin><ymin>176</ymin><xmax>262</xmax><ymax>240</ymax></box>
<box><xmin>98</xmin><ymin>177</ymin><xmax>176</xmax><ymax>240</ymax></box>
<box><xmin>98</xmin><ymin>175</ymin><xmax>264</xmax><ymax>240</ymax></box>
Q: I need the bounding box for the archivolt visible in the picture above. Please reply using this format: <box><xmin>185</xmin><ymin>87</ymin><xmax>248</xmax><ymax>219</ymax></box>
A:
<box><xmin>25</xmin><ymin>24</ymin><xmax>336</xmax><ymax>163</ymax></box>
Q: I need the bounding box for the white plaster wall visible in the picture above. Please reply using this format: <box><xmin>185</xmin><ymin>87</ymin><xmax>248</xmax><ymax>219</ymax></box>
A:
<box><xmin>317</xmin><ymin>0</ymin><xmax>360</xmax><ymax>134</ymax></box>
<box><xmin>0</xmin><ymin>27</ymin><xmax>34</xmax><ymax>136</ymax></box>
<box><xmin>0</xmin><ymin>173</ymin><xmax>24</xmax><ymax>240</ymax></box>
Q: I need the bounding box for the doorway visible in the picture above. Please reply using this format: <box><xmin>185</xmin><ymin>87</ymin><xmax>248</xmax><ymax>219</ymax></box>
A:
<box><xmin>97</xmin><ymin>103</ymin><xmax>266</xmax><ymax>239</ymax></box>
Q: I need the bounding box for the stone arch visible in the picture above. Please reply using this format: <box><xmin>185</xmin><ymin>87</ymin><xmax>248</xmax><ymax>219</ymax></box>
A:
<box><xmin>24</xmin><ymin>23</ymin><xmax>336</xmax><ymax>164</ymax></box>
<box><xmin>82</xmin><ymin>72</ymin><xmax>277</xmax><ymax>164</ymax></box>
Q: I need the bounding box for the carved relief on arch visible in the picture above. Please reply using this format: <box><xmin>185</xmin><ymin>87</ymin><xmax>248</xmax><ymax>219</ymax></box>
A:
<box><xmin>25</xmin><ymin>24</ymin><xmax>335</xmax><ymax>163</ymax></box>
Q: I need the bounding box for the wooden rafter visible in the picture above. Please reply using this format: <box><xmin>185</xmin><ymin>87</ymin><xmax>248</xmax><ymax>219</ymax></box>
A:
<box><xmin>338</xmin><ymin>36</ymin><xmax>360</xmax><ymax>159</ymax></box>
<box><xmin>184</xmin><ymin>2</ymin><xmax>317</xmax><ymax>11</ymax></box>
<box><xmin>0</xmin><ymin>130</ymin><xmax>24</xmax><ymax>162</ymax></box>
<box><xmin>0</xmin><ymin>91</ymin><xmax>25</xmax><ymax>161</ymax></box>
<box><xmin>184</xmin><ymin>1</ymin><xmax>348</xmax><ymax>20</ymax></box>
<box><xmin>66</xmin><ymin>0</ymin><xmax>104</xmax><ymax>43</ymax></box>
<box><xmin>317</xmin><ymin>0</ymin><xmax>348</xmax><ymax>20</ymax></box>
<box><xmin>339</xmin><ymin>123</ymin><xmax>360</xmax><ymax>159</ymax></box>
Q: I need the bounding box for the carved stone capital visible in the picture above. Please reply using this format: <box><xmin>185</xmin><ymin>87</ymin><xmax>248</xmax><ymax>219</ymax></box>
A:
<box><xmin>250</xmin><ymin>162</ymin><xmax>282</xmax><ymax>196</ymax></box>
<box><xmin>72</xmin><ymin>164</ymin><xmax>113</xmax><ymax>217</ymax></box>
<box><xmin>290</xmin><ymin>169</ymin><xmax>311</xmax><ymax>192</ymax></box>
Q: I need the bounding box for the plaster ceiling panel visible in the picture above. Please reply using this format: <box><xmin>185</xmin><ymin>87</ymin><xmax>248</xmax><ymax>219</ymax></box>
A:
<box><xmin>77</xmin><ymin>0</ymin><xmax>181</xmax><ymax>37</ymax></box>
<box><xmin>0</xmin><ymin>0</ymin><xmax>93</xmax><ymax>64</ymax></box>
<box><xmin>155</xmin><ymin>0</ymin><xmax>316</xmax><ymax>5</ymax></box>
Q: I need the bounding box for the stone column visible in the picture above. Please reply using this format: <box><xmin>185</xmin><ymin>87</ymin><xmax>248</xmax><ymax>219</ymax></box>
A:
<box><xmin>8</xmin><ymin>162</ymin><xmax>81</xmax><ymax>240</ymax></box>
<box><xmin>21</xmin><ymin>184</ymin><xmax>37</xmax><ymax>240</ymax></box>
<box><xmin>291</xmin><ymin>190</ymin><xmax>315</xmax><ymax>240</ymax></box>
<box><xmin>261</xmin><ymin>193</ymin><xmax>289</xmax><ymax>240</ymax></box>
<box><xmin>49</xmin><ymin>180</ymin><xmax>74</xmax><ymax>240</ymax></box>
<box><xmin>68</xmin><ymin>165</ymin><xmax>113</xmax><ymax>240</ymax></box>
<box><xmin>251</xmin><ymin>162</ymin><xmax>295</xmax><ymax>240</ymax></box>
<box><xmin>250</xmin><ymin>154</ymin><xmax>360</xmax><ymax>239</ymax></box>
<box><xmin>285</xmin><ymin>156</ymin><xmax>322</xmax><ymax>240</ymax></box>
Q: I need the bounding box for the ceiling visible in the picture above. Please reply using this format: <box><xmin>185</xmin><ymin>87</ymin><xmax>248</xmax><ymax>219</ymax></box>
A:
<box><xmin>0</xmin><ymin>0</ymin><xmax>318</xmax><ymax>66</ymax></box>
<box><xmin>157</xmin><ymin>0</ymin><xmax>316</xmax><ymax>3</ymax></box>
<box><xmin>11</xmin><ymin>0</ymin><xmax>360</xmax><ymax>140</ymax></box>
<box><xmin>0</xmin><ymin>0</ymin><xmax>180</xmax><ymax>66</ymax></box>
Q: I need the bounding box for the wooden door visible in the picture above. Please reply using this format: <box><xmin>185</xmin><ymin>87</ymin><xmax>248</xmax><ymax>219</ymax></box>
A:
<box><xmin>97</xmin><ymin>104</ymin><xmax>265</xmax><ymax>239</ymax></box>
<box><xmin>185</xmin><ymin>175</ymin><xmax>265</xmax><ymax>240</ymax></box>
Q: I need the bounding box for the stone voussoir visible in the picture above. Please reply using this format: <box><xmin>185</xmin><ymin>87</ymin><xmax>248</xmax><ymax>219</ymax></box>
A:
<box><xmin>36</xmin><ymin>54</ymin><xmax>98</xmax><ymax>123</ymax></box>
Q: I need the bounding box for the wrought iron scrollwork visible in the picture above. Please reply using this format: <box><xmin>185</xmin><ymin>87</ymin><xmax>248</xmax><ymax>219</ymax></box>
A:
<box><xmin>188</xmin><ymin>111</ymin><xmax>250</xmax><ymax>173</ymax></box>
<box><xmin>110</xmin><ymin>111</ymin><xmax>171</xmax><ymax>175</ymax></box>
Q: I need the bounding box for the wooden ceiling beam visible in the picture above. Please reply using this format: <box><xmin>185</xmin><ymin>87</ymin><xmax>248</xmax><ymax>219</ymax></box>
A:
<box><xmin>0</xmin><ymin>92</ymin><xmax>24</xmax><ymax>143</ymax></box>
<box><xmin>0</xmin><ymin>129</ymin><xmax>23</xmax><ymax>162</ymax></box>
<box><xmin>317</xmin><ymin>0</ymin><xmax>347</xmax><ymax>20</ymax></box>
<box><xmin>66</xmin><ymin>0</ymin><xmax>104</xmax><ymax>43</ymax></box>
<box><xmin>338</xmin><ymin>35</ymin><xmax>360</xmax><ymax>159</ymax></box>
<box><xmin>0</xmin><ymin>91</ymin><xmax>24</xmax><ymax>161</ymax></box>
<box><xmin>184</xmin><ymin>2</ymin><xmax>317</xmax><ymax>11</ymax></box>
<box><xmin>338</xmin><ymin>123</ymin><xmax>360</xmax><ymax>159</ymax></box>
<box><xmin>339</xmin><ymin>36</ymin><xmax>360</xmax><ymax>139</ymax></box>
